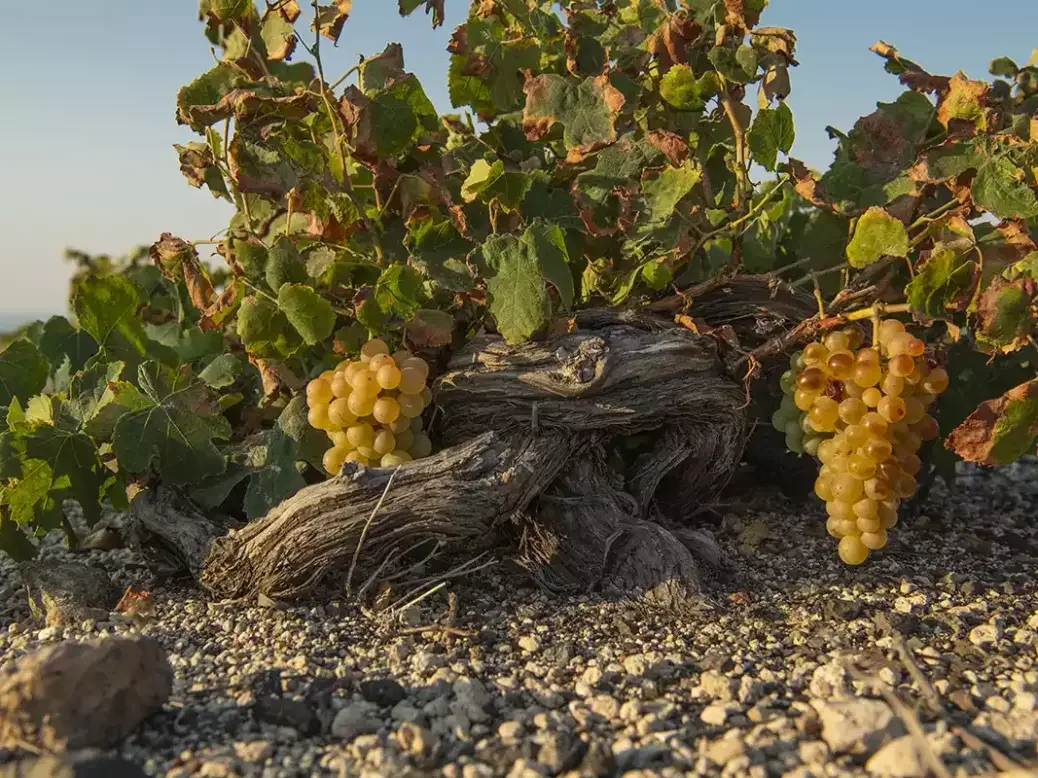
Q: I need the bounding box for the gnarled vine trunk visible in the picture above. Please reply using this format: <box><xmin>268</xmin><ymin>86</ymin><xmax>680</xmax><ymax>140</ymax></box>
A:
<box><xmin>129</xmin><ymin>278</ymin><xmax>815</xmax><ymax>606</ymax></box>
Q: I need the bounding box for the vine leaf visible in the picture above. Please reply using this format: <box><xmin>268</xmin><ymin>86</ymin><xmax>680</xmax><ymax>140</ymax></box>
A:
<box><xmin>639</xmin><ymin>162</ymin><xmax>701</xmax><ymax>227</ymax></box>
<box><xmin>37</xmin><ymin>316</ymin><xmax>98</xmax><ymax>374</ymax></box>
<box><xmin>260</xmin><ymin>6</ymin><xmax>297</xmax><ymax>61</ymax></box>
<box><xmin>111</xmin><ymin>363</ymin><xmax>231</xmax><ymax>485</ymax></box>
<box><xmin>0</xmin><ymin>341</ymin><xmax>49</xmax><ymax>407</ymax></box>
<box><xmin>342</xmin><ymin>75</ymin><xmax>438</xmax><ymax>161</ymax></box>
<box><xmin>192</xmin><ymin>396</ymin><xmax>313</xmax><ymax>520</ymax></box>
<box><xmin>481</xmin><ymin>221</ymin><xmax>573</xmax><ymax>342</ymax></box>
<box><xmin>906</xmin><ymin>247</ymin><xmax>976</xmax><ymax>319</ymax></box>
<box><xmin>313</xmin><ymin>1</ymin><xmax>352</xmax><ymax>43</ymax></box>
<box><xmin>0</xmin><ymin>513</ymin><xmax>36</xmax><ymax>561</ymax></box>
<box><xmin>936</xmin><ymin>72</ymin><xmax>989</xmax><ymax>130</ymax></box>
<box><xmin>748</xmin><ymin>102</ymin><xmax>794</xmax><ymax>171</ymax></box>
<box><xmin>405</xmin><ymin>209</ymin><xmax>476</xmax><ymax>292</ymax></box>
<box><xmin>461</xmin><ymin>159</ymin><xmax>532</xmax><ymax>212</ymax></box>
<box><xmin>522</xmin><ymin>75</ymin><xmax>626</xmax><ymax>160</ymax></box>
<box><xmin>974</xmin><ymin>276</ymin><xmax>1036</xmax><ymax>354</ymax></box>
<box><xmin>845</xmin><ymin>207</ymin><xmax>908</xmax><ymax>268</ymax></box>
<box><xmin>277</xmin><ymin>284</ymin><xmax>336</xmax><ymax>346</ymax></box>
<box><xmin>971</xmin><ymin>156</ymin><xmax>1038</xmax><ymax>220</ymax></box>
<box><xmin>174</xmin><ymin>143</ymin><xmax>230</xmax><ymax>200</ymax></box>
<box><xmin>398</xmin><ymin>0</ymin><xmax>445</xmax><ymax>27</ymax></box>
<box><xmin>73</xmin><ymin>276</ymin><xmax>177</xmax><ymax>373</ymax></box>
<box><xmin>237</xmin><ymin>296</ymin><xmax>303</xmax><ymax>358</ymax></box>
<box><xmin>659</xmin><ymin>65</ymin><xmax>718</xmax><ymax>111</ymax></box>
<box><xmin>946</xmin><ymin>379</ymin><xmax>1038</xmax><ymax>465</ymax></box>
<box><xmin>359</xmin><ymin>43</ymin><xmax>405</xmax><ymax>93</ymax></box>
<box><xmin>405</xmin><ymin>309</ymin><xmax>455</xmax><ymax>349</ymax></box>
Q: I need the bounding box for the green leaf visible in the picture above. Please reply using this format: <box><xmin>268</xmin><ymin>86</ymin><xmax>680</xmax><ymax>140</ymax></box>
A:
<box><xmin>989</xmin><ymin>57</ymin><xmax>1019</xmax><ymax>78</ymax></box>
<box><xmin>38</xmin><ymin>316</ymin><xmax>98</xmax><ymax>373</ymax></box>
<box><xmin>845</xmin><ymin>207</ymin><xmax>909</xmax><ymax>269</ymax></box>
<box><xmin>481</xmin><ymin>221</ymin><xmax>574</xmax><ymax>342</ymax></box>
<box><xmin>73</xmin><ymin>275</ymin><xmax>176</xmax><ymax>373</ymax></box>
<box><xmin>20</xmin><ymin>413</ymin><xmax>107</xmax><ymax>525</ymax></box>
<box><xmin>482</xmin><ymin>235</ymin><xmax>551</xmax><ymax>344</ymax></box>
<box><xmin>639</xmin><ymin>162</ymin><xmax>701</xmax><ymax>226</ymax></box>
<box><xmin>359</xmin><ymin>43</ymin><xmax>405</xmax><ymax>93</ymax></box>
<box><xmin>461</xmin><ymin>159</ymin><xmax>532</xmax><ymax>212</ymax></box>
<box><xmin>905</xmin><ymin>247</ymin><xmax>976</xmax><ymax>319</ymax></box>
<box><xmin>237</xmin><ymin>296</ymin><xmax>302</xmax><ymax>358</ymax></box>
<box><xmin>405</xmin><ymin>210</ymin><xmax>475</xmax><ymax>292</ymax></box>
<box><xmin>971</xmin><ymin>156</ymin><xmax>1038</xmax><ymax>220</ymax></box>
<box><xmin>374</xmin><ymin>265</ymin><xmax>425</xmax><ymax>318</ymax></box>
<box><xmin>522</xmin><ymin>75</ymin><xmax>626</xmax><ymax>156</ymax></box>
<box><xmin>641</xmin><ymin>261</ymin><xmax>673</xmax><ymax>291</ymax></box>
<box><xmin>3</xmin><ymin>458</ymin><xmax>62</xmax><ymax>530</ymax></box>
<box><xmin>659</xmin><ymin>66</ymin><xmax>719</xmax><ymax>111</ymax></box>
<box><xmin>946</xmin><ymin>379</ymin><xmax>1038</xmax><ymax>465</ymax></box>
<box><xmin>0</xmin><ymin>514</ymin><xmax>37</xmax><ymax>561</ymax></box>
<box><xmin>0</xmin><ymin>341</ymin><xmax>48</xmax><ymax>407</ymax></box>
<box><xmin>67</xmin><ymin>360</ymin><xmax>126</xmax><ymax>426</ymax></box>
<box><xmin>344</xmin><ymin>74</ymin><xmax>439</xmax><ymax>160</ymax></box>
<box><xmin>112</xmin><ymin>362</ymin><xmax>231</xmax><ymax>485</ymax></box>
<box><xmin>199</xmin><ymin>354</ymin><xmax>249</xmax><ymax>389</ymax></box>
<box><xmin>277</xmin><ymin>284</ymin><xmax>336</xmax><ymax>346</ymax></box>
<box><xmin>748</xmin><ymin>102</ymin><xmax>795</xmax><ymax>171</ymax></box>
<box><xmin>176</xmin><ymin>63</ymin><xmax>242</xmax><ymax>131</ymax></box>
<box><xmin>523</xmin><ymin>220</ymin><xmax>574</xmax><ymax>311</ymax></box>
<box><xmin>199</xmin><ymin>0</ymin><xmax>251</xmax><ymax>22</ymax></box>
<box><xmin>975</xmin><ymin>277</ymin><xmax>1036</xmax><ymax>353</ymax></box>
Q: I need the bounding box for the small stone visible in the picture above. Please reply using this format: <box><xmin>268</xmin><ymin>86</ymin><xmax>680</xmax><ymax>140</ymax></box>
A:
<box><xmin>701</xmin><ymin>670</ymin><xmax>736</xmax><ymax>701</ymax></box>
<box><xmin>537</xmin><ymin>731</ymin><xmax>578</xmax><ymax>774</ymax></box>
<box><xmin>331</xmin><ymin>701</ymin><xmax>380</xmax><ymax>740</ymax></box>
<box><xmin>813</xmin><ymin>698</ymin><xmax>906</xmax><ymax>756</ymax></box>
<box><xmin>588</xmin><ymin>694</ymin><xmax>620</xmax><ymax>720</ymax></box>
<box><xmin>498</xmin><ymin>720</ymin><xmax>523</xmax><ymax>740</ymax></box>
<box><xmin>233</xmin><ymin>740</ymin><xmax>274</xmax><ymax>763</ymax></box>
<box><xmin>622</xmin><ymin>654</ymin><xmax>647</xmax><ymax>677</ymax></box>
<box><xmin>865</xmin><ymin>734</ymin><xmax>929</xmax><ymax>777</ymax></box>
<box><xmin>0</xmin><ymin>755</ymin><xmax>148</xmax><ymax>778</ymax></box>
<box><xmin>706</xmin><ymin>736</ymin><xmax>746</xmax><ymax>765</ymax></box>
<box><xmin>1014</xmin><ymin>691</ymin><xmax>1038</xmax><ymax>711</ymax></box>
<box><xmin>737</xmin><ymin>676</ymin><xmax>764</xmax><ymax>705</ymax></box>
<box><xmin>809</xmin><ymin>660</ymin><xmax>850</xmax><ymax>699</ymax></box>
<box><xmin>253</xmin><ymin>697</ymin><xmax>319</xmax><ymax>735</ymax></box>
<box><xmin>798</xmin><ymin>740</ymin><xmax>829</xmax><ymax>764</ymax></box>
<box><xmin>700</xmin><ymin>704</ymin><xmax>733</xmax><ymax>726</ymax></box>
<box><xmin>969</xmin><ymin>624</ymin><xmax>1001</xmax><ymax>648</ymax></box>
<box><xmin>360</xmin><ymin>678</ymin><xmax>407</xmax><ymax>708</ymax></box>
<box><xmin>518</xmin><ymin>635</ymin><xmax>540</xmax><ymax>653</ymax></box>
<box><xmin>396</xmin><ymin>721</ymin><xmax>436</xmax><ymax>759</ymax></box>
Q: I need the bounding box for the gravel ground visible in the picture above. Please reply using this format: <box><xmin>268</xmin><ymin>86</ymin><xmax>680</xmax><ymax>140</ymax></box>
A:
<box><xmin>1</xmin><ymin>461</ymin><xmax>1037</xmax><ymax>778</ymax></box>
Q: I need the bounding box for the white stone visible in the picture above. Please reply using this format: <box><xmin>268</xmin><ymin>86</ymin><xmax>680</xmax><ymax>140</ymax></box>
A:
<box><xmin>813</xmin><ymin>698</ymin><xmax>906</xmax><ymax>756</ymax></box>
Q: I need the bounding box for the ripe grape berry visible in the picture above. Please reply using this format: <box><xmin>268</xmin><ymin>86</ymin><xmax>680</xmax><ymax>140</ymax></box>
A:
<box><xmin>774</xmin><ymin>320</ymin><xmax>948</xmax><ymax>565</ymax></box>
<box><xmin>306</xmin><ymin>338</ymin><xmax>434</xmax><ymax>474</ymax></box>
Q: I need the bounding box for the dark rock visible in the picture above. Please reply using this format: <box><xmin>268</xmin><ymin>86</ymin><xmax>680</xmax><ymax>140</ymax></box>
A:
<box><xmin>824</xmin><ymin>599</ymin><xmax>865</xmax><ymax>621</ymax></box>
<box><xmin>538</xmin><ymin>731</ymin><xmax>585</xmax><ymax>775</ymax></box>
<box><xmin>700</xmin><ymin>649</ymin><xmax>734</xmax><ymax>673</ymax></box>
<box><xmin>0</xmin><ymin>638</ymin><xmax>172</xmax><ymax>751</ymax></box>
<box><xmin>577</xmin><ymin>740</ymin><xmax>616</xmax><ymax>777</ymax></box>
<box><xmin>252</xmin><ymin>697</ymin><xmax>319</xmax><ymax>736</ymax></box>
<box><xmin>0</xmin><ymin>754</ymin><xmax>147</xmax><ymax>777</ymax></box>
<box><xmin>247</xmin><ymin>669</ymin><xmax>282</xmax><ymax>698</ymax></box>
<box><xmin>78</xmin><ymin>527</ymin><xmax>125</xmax><ymax>553</ymax></box>
<box><xmin>359</xmin><ymin>679</ymin><xmax>407</xmax><ymax>708</ymax></box>
<box><xmin>20</xmin><ymin>563</ymin><xmax>117</xmax><ymax>627</ymax></box>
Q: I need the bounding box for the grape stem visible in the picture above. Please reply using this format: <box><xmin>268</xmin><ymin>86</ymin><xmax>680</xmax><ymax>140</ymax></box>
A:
<box><xmin>844</xmin><ymin>302</ymin><xmax>911</xmax><ymax>322</ymax></box>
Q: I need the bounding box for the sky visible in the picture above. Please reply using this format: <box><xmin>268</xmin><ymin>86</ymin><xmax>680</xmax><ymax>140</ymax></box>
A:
<box><xmin>0</xmin><ymin>0</ymin><xmax>1035</xmax><ymax>321</ymax></box>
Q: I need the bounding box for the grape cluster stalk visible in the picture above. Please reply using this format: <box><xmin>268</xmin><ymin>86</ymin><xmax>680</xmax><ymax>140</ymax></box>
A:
<box><xmin>772</xmin><ymin>319</ymin><xmax>948</xmax><ymax>565</ymax></box>
<box><xmin>305</xmin><ymin>338</ymin><xmax>434</xmax><ymax>473</ymax></box>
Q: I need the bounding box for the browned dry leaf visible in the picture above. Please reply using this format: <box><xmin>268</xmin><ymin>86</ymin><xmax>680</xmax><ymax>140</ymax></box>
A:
<box><xmin>788</xmin><ymin>159</ymin><xmax>845</xmax><ymax>215</ymax></box>
<box><xmin>249</xmin><ymin>355</ymin><xmax>303</xmax><ymax>403</ymax></box>
<box><xmin>405</xmin><ymin>310</ymin><xmax>454</xmax><ymax>349</ymax></box>
<box><xmin>179</xmin><ymin>89</ymin><xmax>312</xmax><ymax>130</ymax></box>
<box><xmin>853</xmin><ymin>110</ymin><xmax>913</xmax><ymax>181</ymax></box>
<box><xmin>723</xmin><ymin>0</ymin><xmax>765</xmax><ymax>30</ymax></box>
<box><xmin>115</xmin><ymin>586</ymin><xmax>155</xmax><ymax>620</ymax></box>
<box><xmin>149</xmin><ymin>233</ymin><xmax>213</xmax><ymax>313</ymax></box>
<box><xmin>751</xmin><ymin>27</ymin><xmax>798</xmax><ymax>64</ymax></box>
<box><xmin>869</xmin><ymin>41</ymin><xmax>950</xmax><ymax>95</ymax></box>
<box><xmin>646</xmin><ymin>129</ymin><xmax>690</xmax><ymax>166</ymax></box>
<box><xmin>647</xmin><ymin>14</ymin><xmax>701</xmax><ymax>72</ymax></box>
<box><xmin>199</xmin><ymin>281</ymin><xmax>242</xmax><ymax>332</ymax></box>
<box><xmin>312</xmin><ymin>0</ymin><xmax>352</xmax><ymax>43</ymax></box>
<box><xmin>759</xmin><ymin>64</ymin><xmax>791</xmax><ymax>106</ymax></box>
<box><xmin>945</xmin><ymin>380</ymin><xmax>1038</xmax><ymax>465</ymax></box>
<box><xmin>174</xmin><ymin>143</ymin><xmax>217</xmax><ymax>189</ymax></box>
<box><xmin>975</xmin><ymin>276</ymin><xmax>1037</xmax><ymax>353</ymax></box>
<box><xmin>183</xmin><ymin>260</ymin><xmax>216</xmax><ymax>313</ymax></box>
<box><xmin>547</xmin><ymin>316</ymin><xmax>578</xmax><ymax>337</ymax></box>
<box><xmin>274</xmin><ymin>0</ymin><xmax>301</xmax><ymax>22</ymax></box>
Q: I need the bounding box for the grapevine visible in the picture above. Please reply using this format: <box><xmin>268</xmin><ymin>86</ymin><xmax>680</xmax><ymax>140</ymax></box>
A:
<box><xmin>774</xmin><ymin>318</ymin><xmax>948</xmax><ymax>564</ymax></box>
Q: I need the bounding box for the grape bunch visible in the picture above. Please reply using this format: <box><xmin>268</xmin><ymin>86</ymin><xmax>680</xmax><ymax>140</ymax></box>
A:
<box><xmin>305</xmin><ymin>338</ymin><xmax>434</xmax><ymax>474</ymax></box>
<box><xmin>772</xmin><ymin>318</ymin><xmax>948</xmax><ymax>565</ymax></box>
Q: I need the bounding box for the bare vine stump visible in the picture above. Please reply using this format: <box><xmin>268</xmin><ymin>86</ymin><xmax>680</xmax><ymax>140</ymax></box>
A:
<box><xmin>132</xmin><ymin>281</ymin><xmax>817</xmax><ymax>605</ymax></box>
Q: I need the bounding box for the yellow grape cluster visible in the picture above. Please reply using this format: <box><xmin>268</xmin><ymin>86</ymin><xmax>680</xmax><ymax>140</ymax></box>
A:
<box><xmin>305</xmin><ymin>338</ymin><xmax>434</xmax><ymax>474</ymax></box>
<box><xmin>773</xmin><ymin>319</ymin><xmax>949</xmax><ymax>565</ymax></box>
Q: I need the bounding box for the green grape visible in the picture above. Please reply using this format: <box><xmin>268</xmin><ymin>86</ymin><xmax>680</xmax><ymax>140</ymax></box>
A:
<box><xmin>771</xmin><ymin>409</ymin><xmax>788</xmax><ymax>431</ymax></box>
<box><xmin>838</xmin><ymin>535</ymin><xmax>869</xmax><ymax>565</ymax></box>
<box><xmin>780</xmin><ymin>370</ymin><xmax>796</xmax><ymax>394</ymax></box>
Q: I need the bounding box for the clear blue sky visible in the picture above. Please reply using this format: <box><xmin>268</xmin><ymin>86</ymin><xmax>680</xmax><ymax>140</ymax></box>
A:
<box><xmin>1</xmin><ymin>1</ymin><xmax>1034</xmax><ymax>319</ymax></box>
